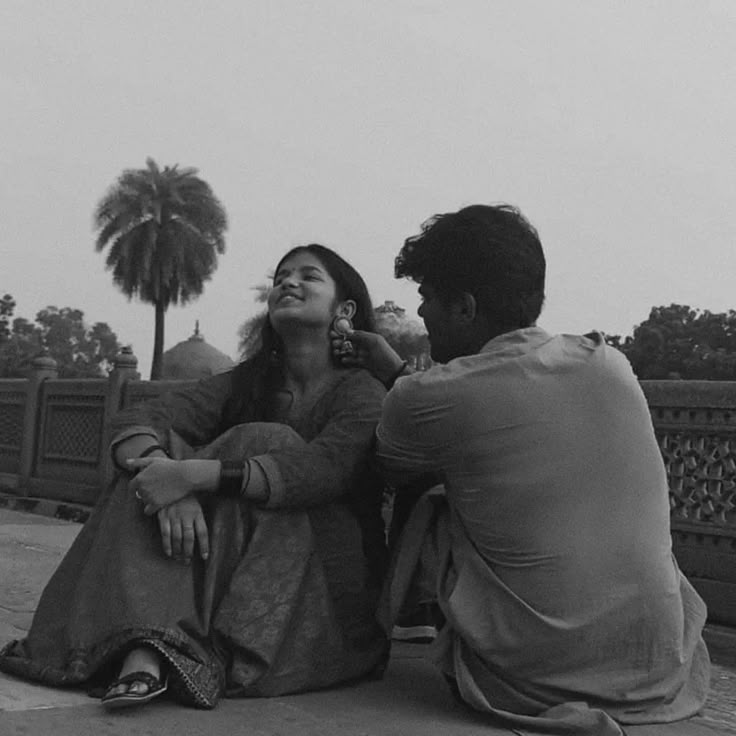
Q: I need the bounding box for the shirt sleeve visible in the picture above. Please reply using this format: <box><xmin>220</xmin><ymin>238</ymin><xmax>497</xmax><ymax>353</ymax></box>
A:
<box><xmin>376</xmin><ymin>373</ymin><xmax>454</xmax><ymax>485</ymax></box>
<box><xmin>257</xmin><ymin>371</ymin><xmax>387</xmax><ymax>509</ymax></box>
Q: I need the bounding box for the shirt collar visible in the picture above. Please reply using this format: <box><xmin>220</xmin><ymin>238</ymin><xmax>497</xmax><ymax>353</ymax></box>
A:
<box><xmin>479</xmin><ymin>326</ymin><xmax>553</xmax><ymax>356</ymax></box>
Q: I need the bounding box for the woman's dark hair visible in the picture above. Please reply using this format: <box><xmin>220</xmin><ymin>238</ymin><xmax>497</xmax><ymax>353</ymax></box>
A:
<box><xmin>395</xmin><ymin>204</ymin><xmax>546</xmax><ymax>331</ymax></box>
<box><xmin>226</xmin><ymin>244</ymin><xmax>376</xmax><ymax>422</ymax></box>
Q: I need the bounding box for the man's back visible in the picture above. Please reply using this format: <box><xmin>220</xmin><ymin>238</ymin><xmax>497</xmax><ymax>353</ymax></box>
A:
<box><xmin>377</xmin><ymin>326</ymin><xmax>710</xmax><ymax>721</ymax></box>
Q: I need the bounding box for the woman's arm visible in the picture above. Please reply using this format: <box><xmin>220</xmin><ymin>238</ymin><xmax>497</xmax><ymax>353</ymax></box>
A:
<box><xmin>109</xmin><ymin>370</ymin><xmax>236</xmax><ymax>465</ymax></box>
<box><xmin>125</xmin><ymin>368</ymin><xmax>385</xmax><ymax>513</ymax></box>
<box><xmin>251</xmin><ymin>372</ymin><xmax>387</xmax><ymax>509</ymax></box>
<box><xmin>110</xmin><ymin>371</ymin><xmax>238</xmax><ymax>513</ymax></box>
<box><xmin>112</xmin><ymin>434</ymin><xmax>168</xmax><ymax>470</ymax></box>
<box><xmin>131</xmin><ymin>371</ymin><xmax>385</xmax><ymax>513</ymax></box>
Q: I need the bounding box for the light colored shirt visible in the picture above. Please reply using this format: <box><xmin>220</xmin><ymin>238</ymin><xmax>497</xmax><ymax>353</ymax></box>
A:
<box><xmin>377</xmin><ymin>326</ymin><xmax>709</xmax><ymax>727</ymax></box>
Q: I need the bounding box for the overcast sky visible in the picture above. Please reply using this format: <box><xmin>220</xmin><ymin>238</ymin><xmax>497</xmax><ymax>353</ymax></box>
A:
<box><xmin>2</xmin><ymin>1</ymin><xmax>735</xmax><ymax>376</ymax></box>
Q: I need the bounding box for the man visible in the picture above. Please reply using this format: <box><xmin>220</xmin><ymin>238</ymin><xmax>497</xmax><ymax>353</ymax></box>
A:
<box><xmin>340</xmin><ymin>204</ymin><xmax>710</xmax><ymax>735</ymax></box>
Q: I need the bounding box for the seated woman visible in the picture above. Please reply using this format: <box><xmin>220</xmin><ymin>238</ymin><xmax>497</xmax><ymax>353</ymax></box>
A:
<box><xmin>0</xmin><ymin>244</ymin><xmax>389</xmax><ymax>710</ymax></box>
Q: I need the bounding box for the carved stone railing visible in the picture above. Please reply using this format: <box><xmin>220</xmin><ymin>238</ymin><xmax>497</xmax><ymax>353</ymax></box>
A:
<box><xmin>642</xmin><ymin>381</ymin><xmax>736</xmax><ymax>625</ymax></box>
<box><xmin>0</xmin><ymin>351</ymin><xmax>200</xmax><ymax>505</ymax></box>
<box><xmin>0</xmin><ymin>351</ymin><xmax>140</xmax><ymax>504</ymax></box>
<box><xmin>0</xmin><ymin>379</ymin><xmax>26</xmax><ymax>476</ymax></box>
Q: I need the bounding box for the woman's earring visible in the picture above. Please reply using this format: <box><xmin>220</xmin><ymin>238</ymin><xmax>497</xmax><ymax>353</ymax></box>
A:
<box><xmin>332</xmin><ymin>315</ymin><xmax>354</xmax><ymax>355</ymax></box>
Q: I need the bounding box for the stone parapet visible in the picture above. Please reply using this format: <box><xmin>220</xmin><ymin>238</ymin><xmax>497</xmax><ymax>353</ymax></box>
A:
<box><xmin>642</xmin><ymin>381</ymin><xmax>736</xmax><ymax>625</ymax></box>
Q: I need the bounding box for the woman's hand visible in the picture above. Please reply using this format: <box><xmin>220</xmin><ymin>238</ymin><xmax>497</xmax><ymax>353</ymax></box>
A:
<box><xmin>157</xmin><ymin>496</ymin><xmax>209</xmax><ymax>563</ymax></box>
<box><xmin>127</xmin><ymin>457</ymin><xmax>220</xmax><ymax>514</ymax></box>
<box><xmin>330</xmin><ymin>328</ymin><xmax>407</xmax><ymax>386</ymax></box>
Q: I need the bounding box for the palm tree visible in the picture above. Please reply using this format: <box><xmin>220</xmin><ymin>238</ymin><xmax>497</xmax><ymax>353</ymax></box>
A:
<box><xmin>94</xmin><ymin>158</ymin><xmax>228</xmax><ymax>379</ymax></box>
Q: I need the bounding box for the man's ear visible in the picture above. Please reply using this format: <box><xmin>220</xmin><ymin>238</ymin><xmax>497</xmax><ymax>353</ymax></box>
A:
<box><xmin>455</xmin><ymin>292</ymin><xmax>477</xmax><ymax>323</ymax></box>
<box><xmin>336</xmin><ymin>300</ymin><xmax>357</xmax><ymax>320</ymax></box>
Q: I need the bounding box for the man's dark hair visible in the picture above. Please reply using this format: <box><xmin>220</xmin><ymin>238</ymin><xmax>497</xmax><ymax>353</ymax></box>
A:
<box><xmin>395</xmin><ymin>204</ymin><xmax>546</xmax><ymax>330</ymax></box>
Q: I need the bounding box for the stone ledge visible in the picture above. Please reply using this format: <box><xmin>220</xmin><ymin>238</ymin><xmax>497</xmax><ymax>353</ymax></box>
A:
<box><xmin>642</xmin><ymin>379</ymin><xmax>736</xmax><ymax>408</ymax></box>
<box><xmin>0</xmin><ymin>492</ymin><xmax>89</xmax><ymax>524</ymax></box>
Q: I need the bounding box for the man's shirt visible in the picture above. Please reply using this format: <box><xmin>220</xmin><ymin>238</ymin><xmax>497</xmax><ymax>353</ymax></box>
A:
<box><xmin>376</xmin><ymin>327</ymin><xmax>706</xmax><ymax>687</ymax></box>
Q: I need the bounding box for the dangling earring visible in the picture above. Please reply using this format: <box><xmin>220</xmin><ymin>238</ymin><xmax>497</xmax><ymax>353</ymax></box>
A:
<box><xmin>331</xmin><ymin>315</ymin><xmax>354</xmax><ymax>355</ymax></box>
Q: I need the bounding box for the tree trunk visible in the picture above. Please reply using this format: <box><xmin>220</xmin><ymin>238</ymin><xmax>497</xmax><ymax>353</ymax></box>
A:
<box><xmin>150</xmin><ymin>301</ymin><xmax>166</xmax><ymax>380</ymax></box>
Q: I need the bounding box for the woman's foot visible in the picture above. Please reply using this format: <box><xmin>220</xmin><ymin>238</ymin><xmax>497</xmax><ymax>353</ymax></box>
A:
<box><xmin>102</xmin><ymin>646</ymin><xmax>168</xmax><ymax>709</ymax></box>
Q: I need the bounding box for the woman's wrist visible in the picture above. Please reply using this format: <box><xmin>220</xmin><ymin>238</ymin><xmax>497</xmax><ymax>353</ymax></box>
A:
<box><xmin>218</xmin><ymin>460</ymin><xmax>248</xmax><ymax>496</ymax></box>
<box><xmin>173</xmin><ymin>459</ymin><xmax>222</xmax><ymax>494</ymax></box>
<box><xmin>217</xmin><ymin>460</ymin><xmax>270</xmax><ymax>504</ymax></box>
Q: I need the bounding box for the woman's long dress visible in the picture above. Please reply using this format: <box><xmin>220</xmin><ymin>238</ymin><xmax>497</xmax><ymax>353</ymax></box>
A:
<box><xmin>0</xmin><ymin>365</ymin><xmax>389</xmax><ymax>708</ymax></box>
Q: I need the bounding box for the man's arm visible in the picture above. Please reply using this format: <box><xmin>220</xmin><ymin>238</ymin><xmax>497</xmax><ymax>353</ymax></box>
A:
<box><xmin>375</xmin><ymin>376</ymin><xmax>448</xmax><ymax>486</ymax></box>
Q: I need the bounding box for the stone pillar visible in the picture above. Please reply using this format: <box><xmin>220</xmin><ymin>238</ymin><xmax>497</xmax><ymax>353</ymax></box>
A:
<box><xmin>107</xmin><ymin>346</ymin><xmax>140</xmax><ymax>410</ymax></box>
<box><xmin>19</xmin><ymin>353</ymin><xmax>58</xmax><ymax>493</ymax></box>
<box><xmin>100</xmin><ymin>346</ymin><xmax>140</xmax><ymax>485</ymax></box>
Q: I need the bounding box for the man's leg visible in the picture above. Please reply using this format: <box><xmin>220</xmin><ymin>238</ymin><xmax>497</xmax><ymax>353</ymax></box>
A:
<box><xmin>387</xmin><ymin>485</ymin><xmax>446</xmax><ymax>643</ymax></box>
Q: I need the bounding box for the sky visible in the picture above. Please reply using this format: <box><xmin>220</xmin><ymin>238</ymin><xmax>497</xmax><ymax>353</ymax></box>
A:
<box><xmin>2</xmin><ymin>0</ymin><xmax>735</xmax><ymax>377</ymax></box>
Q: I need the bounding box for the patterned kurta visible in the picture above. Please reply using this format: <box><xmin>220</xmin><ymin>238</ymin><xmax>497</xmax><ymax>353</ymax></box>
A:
<box><xmin>0</xmin><ymin>363</ymin><xmax>389</xmax><ymax>706</ymax></box>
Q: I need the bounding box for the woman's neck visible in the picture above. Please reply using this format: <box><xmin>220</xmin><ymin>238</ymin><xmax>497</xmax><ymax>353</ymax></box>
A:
<box><xmin>280</xmin><ymin>334</ymin><xmax>336</xmax><ymax>391</ymax></box>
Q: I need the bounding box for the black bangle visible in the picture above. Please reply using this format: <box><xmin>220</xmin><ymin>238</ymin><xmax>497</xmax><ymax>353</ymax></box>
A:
<box><xmin>138</xmin><ymin>444</ymin><xmax>169</xmax><ymax>459</ymax></box>
<box><xmin>219</xmin><ymin>460</ymin><xmax>247</xmax><ymax>497</ymax></box>
<box><xmin>385</xmin><ymin>361</ymin><xmax>409</xmax><ymax>389</ymax></box>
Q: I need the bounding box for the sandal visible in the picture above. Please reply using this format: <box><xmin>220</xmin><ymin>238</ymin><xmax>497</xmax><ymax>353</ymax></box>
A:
<box><xmin>101</xmin><ymin>670</ymin><xmax>168</xmax><ymax>710</ymax></box>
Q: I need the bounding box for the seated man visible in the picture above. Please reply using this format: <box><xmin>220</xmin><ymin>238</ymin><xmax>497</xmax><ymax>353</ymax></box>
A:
<box><xmin>341</xmin><ymin>204</ymin><xmax>710</xmax><ymax>735</ymax></box>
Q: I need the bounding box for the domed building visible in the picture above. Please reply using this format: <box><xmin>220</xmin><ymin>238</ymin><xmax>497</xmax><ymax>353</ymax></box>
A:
<box><xmin>161</xmin><ymin>322</ymin><xmax>235</xmax><ymax>379</ymax></box>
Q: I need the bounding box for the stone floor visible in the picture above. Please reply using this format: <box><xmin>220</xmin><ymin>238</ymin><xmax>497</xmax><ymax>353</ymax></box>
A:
<box><xmin>0</xmin><ymin>505</ymin><xmax>734</xmax><ymax>735</ymax></box>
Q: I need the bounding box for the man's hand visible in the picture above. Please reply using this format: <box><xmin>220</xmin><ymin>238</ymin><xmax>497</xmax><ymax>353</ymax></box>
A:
<box><xmin>128</xmin><ymin>457</ymin><xmax>220</xmax><ymax>514</ymax></box>
<box><xmin>330</xmin><ymin>328</ymin><xmax>407</xmax><ymax>386</ymax></box>
<box><xmin>157</xmin><ymin>496</ymin><xmax>209</xmax><ymax>563</ymax></box>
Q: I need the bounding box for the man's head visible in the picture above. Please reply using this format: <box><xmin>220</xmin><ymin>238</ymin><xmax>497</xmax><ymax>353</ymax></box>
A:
<box><xmin>396</xmin><ymin>204</ymin><xmax>545</xmax><ymax>363</ymax></box>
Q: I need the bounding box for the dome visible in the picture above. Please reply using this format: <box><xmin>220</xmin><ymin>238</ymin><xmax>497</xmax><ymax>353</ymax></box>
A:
<box><xmin>161</xmin><ymin>322</ymin><xmax>235</xmax><ymax>379</ymax></box>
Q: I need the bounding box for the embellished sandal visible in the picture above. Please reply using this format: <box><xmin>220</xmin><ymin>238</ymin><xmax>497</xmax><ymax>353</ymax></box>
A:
<box><xmin>101</xmin><ymin>670</ymin><xmax>168</xmax><ymax>710</ymax></box>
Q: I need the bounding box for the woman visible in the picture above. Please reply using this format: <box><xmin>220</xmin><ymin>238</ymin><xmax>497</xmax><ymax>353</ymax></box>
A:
<box><xmin>0</xmin><ymin>245</ymin><xmax>389</xmax><ymax>710</ymax></box>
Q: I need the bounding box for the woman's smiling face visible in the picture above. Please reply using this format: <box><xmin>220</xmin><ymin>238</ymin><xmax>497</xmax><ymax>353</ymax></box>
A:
<box><xmin>268</xmin><ymin>251</ymin><xmax>339</xmax><ymax>332</ymax></box>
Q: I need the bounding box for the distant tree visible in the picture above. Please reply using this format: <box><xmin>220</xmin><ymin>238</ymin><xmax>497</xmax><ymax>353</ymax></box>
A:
<box><xmin>0</xmin><ymin>294</ymin><xmax>16</xmax><ymax>342</ymax></box>
<box><xmin>94</xmin><ymin>157</ymin><xmax>228</xmax><ymax>379</ymax></box>
<box><xmin>0</xmin><ymin>303</ymin><xmax>122</xmax><ymax>378</ymax></box>
<box><xmin>0</xmin><ymin>319</ymin><xmax>40</xmax><ymax>377</ymax></box>
<box><xmin>36</xmin><ymin>307</ymin><xmax>122</xmax><ymax>377</ymax></box>
<box><xmin>611</xmin><ymin>304</ymin><xmax>736</xmax><ymax>380</ymax></box>
<box><xmin>374</xmin><ymin>301</ymin><xmax>431</xmax><ymax>369</ymax></box>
